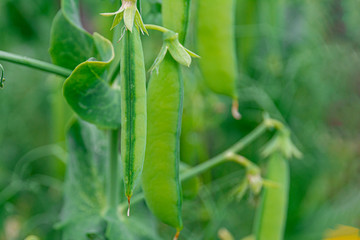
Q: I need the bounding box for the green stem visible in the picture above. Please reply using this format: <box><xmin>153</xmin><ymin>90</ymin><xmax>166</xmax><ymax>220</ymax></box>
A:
<box><xmin>226</xmin><ymin>154</ymin><xmax>260</xmax><ymax>175</ymax></box>
<box><xmin>107</xmin><ymin>129</ymin><xmax>119</xmax><ymax>209</ymax></box>
<box><xmin>180</xmin><ymin>123</ymin><xmax>267</xmax><ymax>181</ymax></box>
<box><xmin>120</xmin><ymin>122</ymin><xmax>268</xmax><ymax>209</ymax></box>
<box><xmin>144</xmin><ymin>24</ymin><xmax>169</xmax><ymax>33</ymax></box>
<box><xmin>0</xmin><ymin>50</ymin><xmax>72</xmax><ymax>77</ymax></box>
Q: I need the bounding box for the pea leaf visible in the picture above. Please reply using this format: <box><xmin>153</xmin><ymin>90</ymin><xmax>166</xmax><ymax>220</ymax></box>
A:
<box><xmin>57</xmin><ymin>119</ymin><xmax>107</xmax><ymax>240</ymax></box>
<box><xmin>49</xmin><ymin>0</ymin><xmax>95</xmax><ymax>70</ymax></box>
<box><xmin>63</xmin><ymin>33</ymin><xmax>121</xmax><ymax>129</ymax></box>
<box><xmin>59</xmin><ymin>119</ymin><xmax>160</xmax><ymax>240</ymax></box>
<box><xmin>50</xmin><ymin>0</ymin><xmax>121</xmax><ymax>128</ymax></box>
<box><xmin>105</xmin><ymin>211</ymin><xmax>162</xmax><ymax>240</ymax></box>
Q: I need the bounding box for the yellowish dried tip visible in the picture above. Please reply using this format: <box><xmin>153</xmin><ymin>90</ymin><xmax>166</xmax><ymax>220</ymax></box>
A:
<box><xmin>173</xmin><ymin>230</ymin><xmax>180</xmax><ymax>240</ymax></box>
<box><xmin>127</xmin><ymin>197</ymin><xmax>131</xmax><ymax>217</ymax></box>
<box><xmin>231</xmin><ymin>100</ymin><xmax>241</xmax><ymax>120</ymax></box>
<box><xmin>218</xmin><ymin>228</ymin><xmax>235</xmax><ymax>240</ymax></box>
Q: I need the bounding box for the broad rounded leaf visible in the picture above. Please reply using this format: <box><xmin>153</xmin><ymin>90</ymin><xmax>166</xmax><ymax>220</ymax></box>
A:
<box><xmin>49</xmin><ymin>0</ymin><xmax>95</xmax><ymax>70</ymax></box>
<box><xmin>63</xmin><ymin>33</ymin><xmax>121</xmax><ymax>129</ymax></box>
<box><xmin>59</xmin><ymin>119</ymin><xmax>160</xmax><ymax>240</ymax></box>
<box><xmin>58</xmin><ymin>119</ymin><xmax>107</xmax><ymax>239</ymax></box>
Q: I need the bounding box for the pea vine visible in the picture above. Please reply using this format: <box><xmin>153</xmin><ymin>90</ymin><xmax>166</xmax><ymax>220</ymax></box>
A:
<box><xmin>0</xmin><ymin>0</ymin><xmax>300</xmax><ymax>239</ymax></box>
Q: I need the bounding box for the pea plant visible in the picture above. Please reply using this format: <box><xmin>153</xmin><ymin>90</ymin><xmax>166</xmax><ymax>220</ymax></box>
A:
<box><xmin>0</xmin><ymin>0</ymin><xmax>300</xmax><ymax>239</ymax></box>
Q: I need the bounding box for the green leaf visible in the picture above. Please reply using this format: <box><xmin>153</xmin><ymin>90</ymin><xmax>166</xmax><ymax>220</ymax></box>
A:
<box><xmin>59</xmin><ymin>119</ymin><xmax>159</xmax><ymax>240</ymax></box>
<box><xmin>63</xmin><ymin>33</ymin><xmax>121</xmax><ymax>129</ymax></box>
<box><xmin>62</xmin><ymin>0</ymin><xmax>83</xmax><ymax>26</ymax></box>
<box><xmin>105</xmin><ymin>212</ymin><xmax>162</xmax><ymax>240</ymax></box>
<box><xmin>61</xmin><ymin>216</ymin><xmax>106</xmax><ymax>240</ymax></box>
<box><xmin>49</xmin><ymin>0</ymin><xmax>95</xmax><ymax>70</ymax></box>
<box><xmin>58</xmin><ymin>119</ymin><xmax>107</xmax><ymax>239</ymax></box>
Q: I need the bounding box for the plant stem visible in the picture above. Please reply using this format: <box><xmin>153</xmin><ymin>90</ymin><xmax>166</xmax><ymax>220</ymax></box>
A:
<box><xmin>0</xmin><ymin>50</ymin><xmax>72</xmax><ymax>77</ymax></box>
<box><xmin>144</xmin><ymin>24</ymin><xmax>169</xmax><ymax>33</ymax></box>
<box><xmin>120</xmin><ymin>122</ymin><xmax>269</xmax><ymax>210</ymax></box>
<box><xmin>226</xmin><ymin>154</ymin><xmax>260</xmax><ymax>175</ymax></box>
<box><xmin>107</xmin><ymin>129</ymin><xmax>119</xmax><ymax>209</ymax></box>
<box><xmin>180</xmin><ymin>123</ymin><xmax>267</xmax><ymax>181</ymax></box>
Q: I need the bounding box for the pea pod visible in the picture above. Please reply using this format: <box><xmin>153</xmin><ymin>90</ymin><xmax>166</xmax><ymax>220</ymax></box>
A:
<box><xmin>142</xmin><ymin>54</ymin><xmax>184</xmax><ymax>233</ymax></box>
<box><xmin>236</xmin><ymin>0</ymin><xmax>258</xmax><ymax>71</ymax></box>
<box><xmin>140</xmin><ymin>0</ymin><xmax>197</xmax><ymax>236</ymax></box>
<box><xmin>254</xmin><ymin>153</ymin><xmax>289</xmax><ymax>240</ymax></box>
<box><xmin>259</xmin><ymin>0</ymin><xmax>286</xmax><ymax>50</ymax></box>
<box><xmin>197</xmin><ymin>0</ymin><xmax>240</xmax><ymax>119</ymax></box>
<box><xmin>162</xmin><ymin>0</ymin><xmax>190</xmax><ymax>43</ymax></box>
<box><xmin>120</xmin><ymin>27</ymin><xmax>147</xmax><ymax>209</ymax></box>
<box><xmin>258</xmin><ymin>0</ymin><xmax>286</xmax><ymax>76</ymax></box>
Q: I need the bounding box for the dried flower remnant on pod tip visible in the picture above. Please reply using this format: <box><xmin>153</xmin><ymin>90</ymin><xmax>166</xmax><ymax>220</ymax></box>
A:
<box><xmin>173</xmin><ymin>230</ymin><xmax>180</xmax><ymax>240</ymax></box>
<box><xmin>232</xmin><ymin>99</ymin><xmax>241</xmax><ymax>120</ymax></box>
<box><xmin>127</xmin><ymin>196</ymin><xmax>131</xmax><ymax>217</ymax></box>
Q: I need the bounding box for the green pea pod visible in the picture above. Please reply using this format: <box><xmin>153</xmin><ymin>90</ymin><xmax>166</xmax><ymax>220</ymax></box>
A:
<box><xmin>258</xmin><ymin>0</ymin><xmax>286</xmax><ymax>76</ymax></box>
<box><xmin>142</xmin><ymin>54</ymin><xmax>183</xmax><ymax>233</ymax></box>
<box><xmin>162</xmin><ymin>0</ymin><xmax>190</xmax><ymax>43</ymax></box>
<box><xmin>120</xmin><ymin>27</ymin><xmax>147</xmax><ymax>209</ymax></box>
<box><xmin>259</xmin><ymin>0</ymin><xmax>286</xmax><ymax>51</ymax></box>
<box><xmin>236</xmin><ymin>0</ymin><xmax>258</xmax><ymax>71</ymax></box>
<box><xmin>197</xmin><ymin>0</ymin><xmax>240</xmax><ymax>119</ymax></box>
<box><xmin>141</xmin><ymin>0</ymin><xmax>190</xmax><ymax>237</ymax></box>
<box><xmin>254</xmin><ymin>153</ymin><xmax>289</xmax><ymax>240</ymax></box>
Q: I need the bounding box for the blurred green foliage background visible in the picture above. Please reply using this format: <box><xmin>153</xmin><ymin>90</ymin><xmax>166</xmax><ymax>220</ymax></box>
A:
<box><xmin>1</xmin><ymin>0</ymin><xmax>360</xmax><ymax>239</ymax></box>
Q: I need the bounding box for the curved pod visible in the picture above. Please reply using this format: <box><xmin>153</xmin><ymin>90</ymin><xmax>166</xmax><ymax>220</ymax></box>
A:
<box><xmin>120</xmin><ymin>27</ymin><xmax>147</xmax><ymax>202</ymax></box>
<box><xmin>254</xmin><ymin>153</ymin><xmax>289</xmax><ymax>240</ymax></box>
<box><xmin>142</xmin><ymin>54</ymin><xmax>184</xmax><ymax>231</ymax></box>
